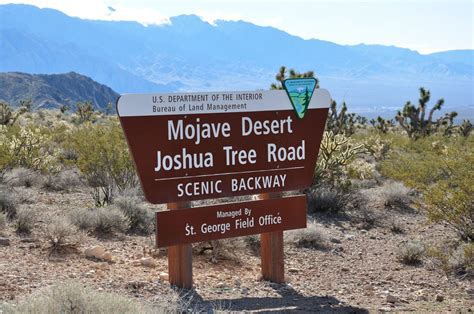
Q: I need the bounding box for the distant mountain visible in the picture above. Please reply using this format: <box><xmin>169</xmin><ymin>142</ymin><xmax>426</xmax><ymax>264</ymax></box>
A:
<box><xmin>0</xmin><ymin>72</ymin><xmax>118</xmax><ymax>110</ymax></box>
<box><xmin>0</xmin><ymin>4</ymin><xmax>472</xmax><ymax>116</ymax></box>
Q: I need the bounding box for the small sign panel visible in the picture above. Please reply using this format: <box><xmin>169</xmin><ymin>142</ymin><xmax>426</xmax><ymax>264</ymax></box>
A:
<box><xmin>156</xmin><ymin>195</ymin><xmax>307</xmax><ymax>247</ymax></box>
<box><xmin>117</xmin><ymin>89</ymin><xmax>331</xmax><ymax>204</ymax></box>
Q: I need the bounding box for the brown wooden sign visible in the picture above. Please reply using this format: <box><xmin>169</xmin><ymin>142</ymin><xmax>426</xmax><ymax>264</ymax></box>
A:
<box><xmin>156</xmin><ymin>195</ymin><xmax>307</xmax><ymax>247</ymax></box>
<box><xmin>117</xmin><ymin>90</ymin><xmax>331</xmax><ymax>204</ymax></box>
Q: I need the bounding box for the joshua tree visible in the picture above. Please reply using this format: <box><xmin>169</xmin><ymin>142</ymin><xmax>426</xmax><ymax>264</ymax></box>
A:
<box><xmin>395</xmin><ymin>87</ymin><xmax>457</xmax><ymax>139</ymax></box>
<box><xmin>459</xmin><ymin>119</ymin><xmax>472</xmax><ymax>137</ymax></box>
<box><xmin>270</xmin><ymin>66</ymin><xmax>319</xmax><ymax>90</ymax></box>
<box><xmin>370</xmin><ymin>116</ymin><xmax>394</xmax><ymax>134</ymax></box>
<box><xmin>326</xmin><ymin>100</ymin><xmax>357</xmax><ymax>136</ymax></box>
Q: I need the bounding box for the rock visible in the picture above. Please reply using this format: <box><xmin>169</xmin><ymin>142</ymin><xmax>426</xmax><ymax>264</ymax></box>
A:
<box><xmin>140</xmin><ymin>257</ymin><xmax>156</xmax><ymax>268</ymax></box>
<box><xmin>0</xmin><ymin>237</ymin><xmax>10</xmax><ymax>246</ymax></box>
<box><xmin>386</xmin><ymin>294</ymin><xmax>399</xmax><ymax>303</ymax></box>
<box><xmin>20</xmin><ymin>237</ymin><xmax>38</xmax><ymax>243</ymax></box>
<box><xmin>159</xmin><ymin>272</ymin><xmax>169</xmax><ymax>281</ymax></box>
<box><xmin>385</xmin><ymin>274</ymin><xmax>394</xmax><ymax>281</ymax></box>
<box><xmin>330</xmin><ymin>238</ymin><xmax>341</xmax><ymax>244</ymax></box>
<box><xmin>84</xmin><ymin>246</ymin><xmax>106</xmax><ymax>259</ymax></box>
<box><xmin>435</xmin><ymin>294</ymin><xmax>444</xmax><ymax>302</ymax></box>
<box><xmin>341</xmin><ymin>267</ymin><xmax>350</xmax><ymax>272</ymax></box>
<box><xmin>345</xmin><ymin>235</ymin><xmax>355</xmax><ymax>240</ymax></box>
<box><xmin>288</xmin><ymin>267</ymin><xmax>299</xmax><ymax>273</ymax></box>
<box><xmin>102</xmin><ymin>252</ymin><xmax>114</xmax><ymax>263</ymax></box>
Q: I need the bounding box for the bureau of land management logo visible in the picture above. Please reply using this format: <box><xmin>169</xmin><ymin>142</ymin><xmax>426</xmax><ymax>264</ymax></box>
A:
<box><xmin>283</xmin><ymin>78</ymin><xmax>317</xmax><ymax>119</ymax></box>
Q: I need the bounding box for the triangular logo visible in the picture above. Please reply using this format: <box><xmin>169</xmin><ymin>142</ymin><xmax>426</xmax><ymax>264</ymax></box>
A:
<box><xmin>283</xmin><ymin>78</ymin><xmax>317</xmax><ymax>119</ymax></box>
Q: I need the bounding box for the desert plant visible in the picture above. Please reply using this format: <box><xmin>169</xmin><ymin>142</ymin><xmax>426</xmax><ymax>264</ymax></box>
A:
<box><xmin>195</xmin><ymin>238</ymin><xmax>246</xmax><ymax>263</ymax></box>
<box><xmin>370</xmin><ymin>116</ymin><xmax>394</xmax><ymax>134</ymax></box>
<box><xmin>314</xmin><ymin>131</ymin><xmax>365</xmax><ymax>189</ymax></box>
<box><xmin>459</xmin><ymin>119</ymin><xmax>472</xmax><ymax>137</ymax></box>
<box><xmin>0</xmin><ymin>102</ymin><xmax>26</xmax><ymax>126</ymax></box>
<box><xmin>69</xmin><ymin>121</ymin><xmax>138</xmax><ymax>205</ymax></box>
<box><xmin>0</xmin><ymin>186</ymin><xmax>17</xmax><ymax>219</ymax></box>
<box><xmin>0</xmin><ymin>281</ymin><xmax>150</xmax><ymax>313</ymax></box>
<box><xmin>15</xmin><ymin>208</ymin><xmax>36</xmax><ymax>234</ymax></box>
<box><xmin>68</xmin><ymin>208</ymin><xmax>96</xmax><ymax>231</ymax></box>
<box><xmin>307</xmin><ymin>186</ymin><xmax>347</xmax><ymax>213</ymax></box>
<box><xmin>425</xmin><ymin>151</ymin><xmax>473</xmax><ymax>241</ymax></box>
<box><xmin>377</xmin><ymin>181</ymin><xmax>412</xmax><ymax>208</ymax></box>
<box><xmin>285</xmin><ymin>221</ymin><xmax>326</xmax><ymax>249</ymax></box>
<box><xmin>427</xmin><ymin>242</ymin><xmax>473</xmax><ymax>278</ymax></box>
<box><xmin>93</xmin><ymin>206</ymin><xmax>130</xmax><ymax>235</ymax></box>
<box><xmin>326</xmin><ymin>100</ymin><xmax>358</xmax><ymax>136</ymax></box>
<box><xmin>0</xmin><ymin>211</ymin><xmax>6</xmax><ymax>230</ymax></box>
<box><xmin>43</xmin><ymin>168</ymin><xmax>82</xmax><ymax>192</ymax></box>
<box><xmin>363</xmin><ymin>135</ymin><xmax>391</xmax><ymax>161</ymax></box>
<box><xmin>5</xmin><ymin>167</ymin><xmax>43</xmax><ymax>188</ymax></box>
<box><xmin>74</xmin><ymin>101</ymin><xmax>96</xmax><ymax>124</ymax></box>
<box><xmin>114</xmin><ymin>196</ymin><xmax>153</xmax><ymax>234</ymax></box>
<box><xmin>270</xmin><ymin>66</ymin><xmax>319</xmax><ymax>90</ymax></box>
<box><xmin>397</xmin><ymin>240</ymin><xmax>425</xmax><ymax>265</ymax></box>
<box><xmin>45</xmin><ymin>217</ymin><xmax>81</xmax><ymax>255</ymax></box>
<box><xmin>395</xmin><ymin>87</ymin><xmax>457</xmax><ymax>139</ymax></box>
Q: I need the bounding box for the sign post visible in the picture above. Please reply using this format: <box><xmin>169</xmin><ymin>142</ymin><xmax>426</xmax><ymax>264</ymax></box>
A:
<box><xmin>117</xmin><ymin>82</ymin><xmax>331</xmax><ymax>288</ymax></box>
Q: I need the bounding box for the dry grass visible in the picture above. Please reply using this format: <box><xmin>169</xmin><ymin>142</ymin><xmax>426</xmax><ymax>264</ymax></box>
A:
<box><xmin>397</xmin><ymin>240</ymin><xmax>425</xmax><ymax>265</ymax></box>
<box><xmin>285</xmin><ymin>221</ymin><xmax>327</xmax><ymax>249</ymax></box>
<box><xmin>44</xmin><ymin>217</ymin><xmax>82</xmax><ymax>255</ymax></box>
<box><xmin>14</xmin><ymin>207</ymin><xmax>36</xmax><ymax>234</ymax></box>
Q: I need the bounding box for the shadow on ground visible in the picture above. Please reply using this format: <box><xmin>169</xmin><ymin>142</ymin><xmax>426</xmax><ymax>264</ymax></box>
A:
<box><xmin>174</xmin><ymin>282</ymin><xmax>369</xmax><ymax>313</ymax></box>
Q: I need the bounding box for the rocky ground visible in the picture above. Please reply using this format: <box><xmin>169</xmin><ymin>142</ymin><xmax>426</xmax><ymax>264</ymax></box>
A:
<box><xmin>1</xmin><ymin>186</ymin><xmax>473</xmax><ymax>312</ymax></box>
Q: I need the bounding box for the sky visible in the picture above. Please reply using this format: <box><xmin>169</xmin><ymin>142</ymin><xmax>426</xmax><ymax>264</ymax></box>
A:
<box><xmin>1</xmin><ymin>0</ymin><xmax>473</xmax><ymax>53</ymax></box>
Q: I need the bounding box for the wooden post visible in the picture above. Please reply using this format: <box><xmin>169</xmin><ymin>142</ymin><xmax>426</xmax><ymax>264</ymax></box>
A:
<box><xmin>259</xmin><ymin>193</ymin><xmax>285</xmax><ymax>283</ymax></box>
<box><xmin>167</xmin><ymin>202</ymin><xmax>193</xmax><ymax>289</ymax></box>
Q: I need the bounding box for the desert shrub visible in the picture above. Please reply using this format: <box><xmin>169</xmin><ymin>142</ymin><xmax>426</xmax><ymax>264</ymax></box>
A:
<box><xmin>15</xmin><ymin>208</ymin><xmax>36</xmax><ymax>234</ymax></box>
<box><xmin>43</xmin><ymin>168</ymin><xmax>82</xmax><ymax>192</ymax></box>
<box><xmin>45</xmin><ymin>217</ymin><xmax>81</xmax><ymax>255</ymax></box>
<box><xmin>2</xmin><ymin>125</ymin><xmax>58</xmax><ymax>171</ymax></box>
<box><xmin>363</xmin><ymin>135</ymin><xmax>391</xmax><ymax>161</ymax></box>
<box><xmin>94</xmin><ymin>206</ymin><xmax>130</xmax><ymax>235</ymax></box>
<box><xmin>427</xmin><ymin>242</ymin><xmax>473</xmax><ymax>279</ymax></box>
<box><xmin>388</xmin><ymin>219</ymin><xmax>405</xmax><ymax>234</ymax></box>
<box><xmin>0</xmin><ymin>212</ymin><xmax>6</xmax><ymax>230</ymax></box>
<box><xmin>0</xmin><ymin>281</ymin><xmax>149</xmax><ymax>313</ymax></box>
<box><xmin>114</xmin><ymin>196</ymin><xmax>154</xmax><ymax>234</ymax></box>
<box><xmin>380</xmin><ymin>134</ymin><xmax>473</xmax><ymax>241</ymax></box>
<box><xmin>69</xmin><ymin>207</ymin><xmax>129</xmax><ymax>236</ymax></box>
<box><xmin>307</xmin><ymin>186</ymin><xmax>347</xmax><ymax>214</ymax></box>
<box><xmin>285</xmin><ymin>221</ymin><xmax>326</xmax><ymax>249</ymax></box>
<box><xmin>356</xmin><ymin>207</ymin><xmax>381</xmax><ymax>230</ymax></box>
<box><xmin>425</xmin><ymin>150</ymin><xmax>473</xmax><ymax>242</ymax></box>
<box><xmin>0</xmin><ymin>186</ymin><xmax>17</xmax><ymax>219</ymax></box>
<box><xmin>377</xmin><ymin>181</ymin><xmax>411</xmax><ymax>208</ymax></box>
<box><xmin>69</xmin><ymin>208</ymin><xmax>96</xmax><ymax>230</ymax></box>
<box><xmin>68</xmin><ymin>120</ymin><xmax>138</xmax><ymax>205</ymax></box>
<box><xmin>4</xmin><ymin>167</ymin><xmax>43</xmax><ymax>188</ymax></box>
<box><xmin>347</xmin><ymin>159</ymin><xmax>375</xmax><ymax>180</ymax></box>
<box><xmin>397</xmin><ymin>240</ymin><xmax>425</xmax><ymax>265</ymax></box>
<box><xmin>195</xmin><ymin>237</ymin><xmax>246</xmax><ymax>262</ymax></box>
<box><xmin>314</xmin><ymin>131</ymin><xmax>365</xmax><ymax>190</ymax></box>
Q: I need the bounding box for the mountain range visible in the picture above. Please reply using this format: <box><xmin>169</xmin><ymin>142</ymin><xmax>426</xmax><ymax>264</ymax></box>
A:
<box><xmin>0</xmin><ymin>72</ymin><xmax>118</xmax><ymax>110</ymax></box>
<box><xmin>0</xmin><ymin>4</ymin><xmax>472</xmax><ymax>117</ymax></box>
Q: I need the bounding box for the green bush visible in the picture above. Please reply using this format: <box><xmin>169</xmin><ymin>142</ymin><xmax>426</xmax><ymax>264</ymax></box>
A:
<box><xmin>381</xmin><ymin>134</ymin><xmax>473</xmax><ymax>241</ymax></box>
<box><xmin>68</xmin><ymin>120</ymin><xmax>137</xmax><ymax>205</ymax></box>
<box><xmin>427</xmin><ymin>242</ymin><xmax>473</xmax><ymax>278</ymax></box>
<box><xmin>314</xmin><ymin>131</ymin><xmax>365</xmax><ymax>190</ymax></box>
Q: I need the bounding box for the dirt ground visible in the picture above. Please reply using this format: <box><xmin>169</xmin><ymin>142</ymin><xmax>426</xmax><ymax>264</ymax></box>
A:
<box><xmin>1</xmin><ymin>186</ymin><xmax>473</xmax><ymax>312</ymax></box>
